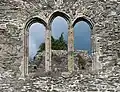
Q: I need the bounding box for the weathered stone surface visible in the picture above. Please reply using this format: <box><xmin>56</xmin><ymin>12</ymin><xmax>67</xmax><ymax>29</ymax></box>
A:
<box><xmin>0</xmin><ymin>0</ymin><xmax>120</xmax><ymax>91</ymax></box>
<box><xmin>29</xmin><ymin>50</ymin><xmax>92</xmax><ymax>74</ymax></box>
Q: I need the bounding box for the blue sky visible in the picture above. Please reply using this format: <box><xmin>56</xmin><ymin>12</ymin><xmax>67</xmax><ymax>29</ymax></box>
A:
<box><xmin>29</xmin><ymin>23</ymin><xmax>45</xmax><ymax>60</ymax></box>
<box><xmin>29</xmin><ymin>16</ymin><xmax>91</xmax><ymax>59</ymax></box>
<box><xmin>74</xmin><ymin>21</ymin><xmax>91</xmax><ymax>53</ymax></box>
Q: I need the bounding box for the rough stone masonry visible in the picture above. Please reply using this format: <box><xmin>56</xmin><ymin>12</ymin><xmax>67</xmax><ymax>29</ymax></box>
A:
<box><xmin>0</xmin><ymin>0</ymin><xmax>120</xmax><ymax>92</ymax></box>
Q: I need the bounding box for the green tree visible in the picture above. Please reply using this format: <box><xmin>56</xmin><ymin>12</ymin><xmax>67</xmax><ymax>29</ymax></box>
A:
<box><xmin>59</xmin><ymin>32</ymin><xmax>64</xmax><ymax>42</ymax></box>
<box><xmin>34</xmin><ymin>33</ymin><xmax>68</xmax><ymax>61</ymax></box>
<box><xmin>37</xmin><ymin>32</ymin><xmax>67</xmax><ymax>52</ymax></box>
<box><xmin>57</xmin><ymin>32</ymin><xmax>67</xmax><ymax>50</ymax></box>
<box><xmin>38</xmin><ymin>42</ymin><xmax>45</xmax><ymax>52</ymax></box>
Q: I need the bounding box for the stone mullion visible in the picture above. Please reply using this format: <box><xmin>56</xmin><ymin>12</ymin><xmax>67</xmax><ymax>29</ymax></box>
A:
<box><xmin>91</xmin><ymin>31</ymin><xmax>96</xmax><ymax>71</ymax></box>
<box><xmin>23</xmin><ymin>30</ymin><xmax>26</xmax><ymax>77</ymax></box>
<box><xmin>49</xmin><ymin>27</ymin><xmax>52</xmax><ymax>71</ymax></box>
<box><xmin>68</xmin><ymin>24</ymin><xmax>74</xmax><ymax>72</ymax></box>
<box><xmin>93</xmin><ymin>35</ymin><xmax>102</xmax><ymax>71</ymax></box>
<box><xmin>26</xmin><ymin>31</ymin><xmax>29</xmax><ymax>75</ymax></box>
<box><xmin>45</xmin><ymin>27</ymin><xmax>51</xmax><ymax>72</ymax></box>
<box><xmin>23</xmin><ymin>29</ymin><xmax>28</xmax><ymax>77</ymax></box>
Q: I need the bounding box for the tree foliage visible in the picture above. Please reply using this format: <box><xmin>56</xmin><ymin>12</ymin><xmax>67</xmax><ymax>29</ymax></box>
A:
<box><xmin>38</xmin><ymin>32</ymin><xmax>67</xmax><ymax>52</ymax></box>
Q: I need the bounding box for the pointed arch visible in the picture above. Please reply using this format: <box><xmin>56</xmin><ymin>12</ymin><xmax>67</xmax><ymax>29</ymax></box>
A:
<box><xmin>48</xmin><ymin>11</ymin><xmax>71</xmax><ymax>26</ymax></box>
<box><xmin>25</xmin><ymin>17</ymin><xmax>47</xmax><ymax>30</ymax></box>
<box><xmin>23</xmin><ymin>17</ymin><xmax>47</xmax><ymax>77</ymax></box>
<box><xmin>72</xmin><ymin>17</ymin><xmax>93</xmax><ymax>29</ymax></box>
<box><xmin>73</xmin><ymin>17</ymin><xmax>93</xmax><ymax>54</ymax></box>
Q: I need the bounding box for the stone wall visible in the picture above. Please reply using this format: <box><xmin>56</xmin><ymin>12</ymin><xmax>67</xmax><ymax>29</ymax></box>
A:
<box><xmin>0</xmin><ymin>0</ymin><xmax>120</xmax><ymax>77</ymax></box>
<box><xmin>29</xmin><ymin>50</ymin><xmax>92</xmax><ymax>75</ymax></box>
<box><xmin>0</xmin><ymin>0</ymin><xmax>120</xmax><ymax>91</ymax></box>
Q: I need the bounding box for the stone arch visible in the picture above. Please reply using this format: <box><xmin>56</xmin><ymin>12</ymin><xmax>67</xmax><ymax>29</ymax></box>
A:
<box><xmin>72</xmin><ymin>16</ymin><xmax>94</xmax><ymax>70</ymax></box>
<box><xmin>48</xmin><ymin>11</ymin><xmax>71</xmax><ymax>26</ymax></box>
<box><xmin>23</xmin><ymin>17</ymin><xmax>47</xmax><ymax>77</ymax></box>
<box><xmin>72</xmin><ymin>17</ymin><xmax>93</xmax><ymax>51</ymax></box>
<box><xmin>72</xmin><ymin>17</ymin><xmax>93</xmax><ymax>29</ymax></box>
<box><xmin>48</xmin><ymin>11</ymin><xmax>73</xmax><ymax>72</ymax></box>
<box><xmin>25</xmin><ymin>17</ymin><xmax>47</xmax><ymax>29</ymax></box>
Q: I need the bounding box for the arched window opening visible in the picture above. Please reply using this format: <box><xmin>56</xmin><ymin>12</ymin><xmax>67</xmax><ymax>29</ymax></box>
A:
<box><xmin>51</xmin><ymin>16</ymin><xmax>68</xmax><ymax>50</ymax></box>
<box><xmin>48</xmin><ymin>11</ymin><xmax>70</xmax><ymax>26</ymax></box>
<box><xmin>28</xmin><ymin>22</ymin><xmax>45</xmax><ymax>73</ymax></box>
<box><xmin>51</xmin><ymin>16</ymin><xmax>68</xmax><ymax>72</ymax></box>
<box><xmin>74</xmin><ymin>21</ymin><xmax>91</xmax><ymax>54</ymax></box>
<box><xmin>73</xmin><ymin>20</ymin><xmax>92</xmax><ymax>70</ymax></box>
